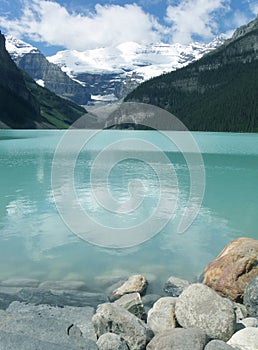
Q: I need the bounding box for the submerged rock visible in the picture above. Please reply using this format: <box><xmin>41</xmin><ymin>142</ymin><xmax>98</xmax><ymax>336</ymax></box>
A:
<box><xmin>92</xmin><ymin>303</ymin><xmax>153</xmax><ymax>350</ymax></box>
<box><xmin>112</xmin><ymin>275</ymin><xmax>148</xmax><ymax>299</ymax></box>
<box><xmin>96</xmin><ymin>333</ymin><xmax>129</xmax><ymax>350</ymax></box>
<box><xmin>203</xmin><ymin>237</ymin><xmax>258</xmax><ymax>302</ymax></box>
<box><xmin>147</xmin><ymin>297</ymin><xmax>177</xmax><ymax>334</ymax></box>
<box><xmin>227</xmin><ymin>327</ymin><xmax>258</xmax><ymax>349</ymax></box>
<box><xmin>163</xmin><ymin>276</ymin><xmax>190</xmax><ymax>297</ymax></box>
<box><xmin>175</xmin><ymin>283</ymin><xmax>236</xmax><ymax>341</ymax></box>
<box><xmin>146</xmin><ymin>328</ymin><xmax>208</xmax><ymax>350</ymax></box>
<box><xmin>244</xmin><ymin>276</ymin><xmax>258</xmax><ymax>317</ymax></box>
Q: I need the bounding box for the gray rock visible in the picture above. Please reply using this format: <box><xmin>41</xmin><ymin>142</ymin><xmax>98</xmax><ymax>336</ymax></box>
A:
<box><xmin>112</xmin><ymin>275</ymin><xmax>148</xmax><ymax>299</ymax></box>
<box><xmin>7</xmin><ymin>301</ymin><xmax>96</xmax><ymax>340</ymax></box>
<box><xmin>146</xmin><ymin>328</ymin><xmax>208</xmax><ymax>350</ymax></box>
<box><xmin>114</xmin><ymin>292</ymin><xmax>146</xmax><ymax>320</ymax></box>
<box><xmin>97</xmin><ymin>333</ymin><xmax>129</xmax><ymax>350</ymax></box>
<box><xmin>175</xmin><ymin>283</ymin><xmax>236</xmax><ymax>341</ymax></box>
<box><xmin>227</xmin><ymin>327</ymin><xmax>258</xmax><ymax>349</ymax></box>
<box><xmin>147</xmin><ymin>297</ymin><xmax>177</xmax><ymax>334</ymax></box>
<box><xmin>0</xmin><ymin>330</ymin><xmax>80</xmax><ymax>350</ymax></box>
<box><xmin>164</xmin><ymin>276</ymin><xmax>190</xmax><ymax>297</ymax></box>
<box><xmin>39</xmin><ymin>280</ymin><xmax>88</xmax><ymax>291</ymax></box>
<box><xmin>205</xmin><ymin>340</ymin><xmax>235</xmax><ymax>349</ymax></box>
<box><xmin>142</xmin><ymin>294</ymin><xmax>161</xmax><ymax>309</ymax></box>
<box><xmin>244</xmin><ymin>276</ymin><xmax>258</xmax><ymax>317</ymax></box>
<box><xmin>17</xmin><ymin>287</ymin><xmax>107</xmax><ymax>308</ymax></box>
<box><xmin>240</xmin><ymin>317</ymin><xmax>258</xmax><ymax>328</ymax></box>
<box><xmin>92</xmin><ymin>303</ymin><xmax>153</xmax><ymax>350</ymax></box>
<box><xmin>233</xmin><ymin>302</ymin><xmax>248</xmax><ymax>322</ymax></box>
<box><xmin>0</xmin><ymin>291</ymin><xmax>22</xmax><ymax>310</ymax></box>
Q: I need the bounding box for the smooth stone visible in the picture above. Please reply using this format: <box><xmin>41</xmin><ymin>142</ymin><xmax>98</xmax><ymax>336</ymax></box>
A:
<box><xmin>175</xmin><ymin>283</ymin><xmax>236</xmax><ymax>341</ymax></box>
<box><xmin>163</xmin><ymin>276</ymin><xmax>190</xmax><ymax>297</ymax></box>
<box><xmin>17</xmin><ymin>287</ymin><xmax>107</xmax><ymax>308</ymax></box>
<box><xmin>7</xmin><ymin>301</ymin><xmax>96</xmax><ymax>340</ymax></box>
<box><xmin>92</xmin><ymin>303</ymin><xmax>153</xmax><ymax>350</ymax></box>
<box><xmin>0</xmin><ymin>330</ymin><xmax>80</xmax><ymax>350</ymax></box>
<box><xmin>240</xmin><ymin>317</ymin><xmax>258</xmax><ymax>328</ymax></box>
<box><xmin>114</xmin><ymin>292</ymin><xmax>146</xmax><ymax>320</ymax></box>
<box><xmin>97</xmin><ymin>333</ymin><xmax>129</xmax><ymax>350</ymax></box>
<box><xmin>0</xmin><ymin>278</ymin><xmax>40</xmax><ymax>288</ymax></box>
<box><xmin>227</xmin><ymin>327</ymin><xmax>258</xmax><ymax>349</ymax></box>
<box><xmin>147</xmin><ymin>297</ymin><xmax>177</xmax><ymax>334</ymax></box>
<box><xmin>203</xmin><ymin>237</ymin><xmax>258</xmax><ymax>302</ymax></box>
<box><xmin>39</xmin><ymin>280</ymin><xmax>88</xmax><ymax>291</ymax></box>
<box><xmin>112</xmin><ymin>275</ymin><xmax>148</xmax><ymax>299</ymax></box>
<box><xmin>205</xmin><ymin>340</ymin><xmax>235</xmax><ymax>349</ymax></box>
<box><xmin>244</xmin><ymin>276</ymin><xmax>258</xmax><ymax>317</ymax></box>
<box><xmin>146</xmin><ymin>328</ymin><xmax>208</xmax><ymax>350</ymax></box>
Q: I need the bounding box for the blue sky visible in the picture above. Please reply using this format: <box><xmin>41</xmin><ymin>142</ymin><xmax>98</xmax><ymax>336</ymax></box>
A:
<box><xmin>0</xmin><ymin>0</ymin><xmax>257</xmax><ymax>55</ymax></box>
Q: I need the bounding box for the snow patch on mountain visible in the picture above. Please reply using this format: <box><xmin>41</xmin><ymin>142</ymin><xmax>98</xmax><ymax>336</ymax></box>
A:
<box><xmin>5</xmin><ymin>36</ymin><xmax>39</xmax><ymax>59</ymax></box>
<box><xmin>47</xmin><ymin>38</ymin><xmax>225</xmax><ymax>82</ymax></box>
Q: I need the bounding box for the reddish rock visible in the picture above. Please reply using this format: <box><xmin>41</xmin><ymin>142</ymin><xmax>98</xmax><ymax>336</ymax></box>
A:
<box><xmin>203</xmin><ymin>237</ymin><xmax>258</xmax><ymax>302</ymax></box>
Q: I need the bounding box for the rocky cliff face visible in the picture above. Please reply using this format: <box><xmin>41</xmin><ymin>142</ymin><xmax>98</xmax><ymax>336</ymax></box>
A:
<box><xmin>125</xmin><ymin>17</ymin><xmax>258</xmax><ymax>132</ymax></box>
<box><xmin>0</xmin><ymin>33</ymin><xmax>86</xmax><ymax>129</ymax></box>
<box><xmin>0</xmin><ymin>32</ymin><xmax>40</xmax><ymax>128</ymax></box>
<box><xmin>6</xmin><ymin>36</ymin><xmax>91</xmax><ymax>105</ymax></box>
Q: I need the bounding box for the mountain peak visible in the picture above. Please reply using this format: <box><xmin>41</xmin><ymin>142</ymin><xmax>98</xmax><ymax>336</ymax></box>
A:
<box><xmin>5</xmin><ymin>36</ymin><xmax>39</xmax><ymax>59</ymax></box>
<box><xmin>232</xmin><ymin>15</ymin><xmax>258</xmax><ymax>41</ymax></box>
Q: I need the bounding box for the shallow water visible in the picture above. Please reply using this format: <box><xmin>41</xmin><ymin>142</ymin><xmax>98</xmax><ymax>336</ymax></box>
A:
<box><xmin>0</xmin><ymin>130</ymin><xmax>258</xmax><ymax>292</ymax></box>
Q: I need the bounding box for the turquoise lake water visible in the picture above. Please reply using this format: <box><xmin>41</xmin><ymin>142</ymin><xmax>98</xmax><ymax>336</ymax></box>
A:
<box><xmin>0</xmin><ymin>130</ymin><xmax>258</xmax><ymax>292</ymax></box>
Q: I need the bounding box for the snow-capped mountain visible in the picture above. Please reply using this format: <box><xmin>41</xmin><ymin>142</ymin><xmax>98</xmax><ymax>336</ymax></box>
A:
<box><xmin>6</xmin><ymin>35</ymin><xmax>225</xmax><ymax>104</ymax></box>
<box><xmin>47</xmin><ymin>38</ymin><xmax>225</xmax><ymax>101</ymax></box>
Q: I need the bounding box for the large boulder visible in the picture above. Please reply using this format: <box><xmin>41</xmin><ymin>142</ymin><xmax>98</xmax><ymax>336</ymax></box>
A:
<box><xmin>205</xmin><ymin>340</ymin><xmax>235</xmax><ymax>350</ymax></box>
<box><xmin>112</xmin><ymin>275</ymin><xmax>148</xmax><ymax>299</ymax></box>
<box><xmin>203</xmin><ymin>238</ymin><xmax>258</xmax><ymax>302</ymax></box>
<box><xmin>96</xmin><ymin>333</ymin><xmax>129</xmax><ymax>350</ymax></box>
<box><xmin>227</xmin><ymin>327</ymin><xmax>258</xmax><ymax>349</ymax></box>
<box><xmin>243</xmin><ymin>276</ymin><xmax>258</xmax><ymax>317</ymax></box>
<box><xmin>114</xmin><ymin>292</ymin><xmax>146</xmax><ymax>320</ymax></box>
<box><xmin>147</xmin><ymin>297</ymin><xmax>177</xmax><ymax>334</ymax></box>
<box><xmin>146</xmin><ymin>328</ymin><xmax>208</xmax><ymax>350</ymax></box>
<box><xmin>163</xmin><ymin>276</ymin><xmax>190</xmax><ymax>297</ymax></box>
<box><xmin>92</xmin><ymin>303</ymin><xmax>153</xmax><ymax>350</ymax></box>
<box><xmin>175</xmin><ymin>284</ymin><xmax>236</xmax><ymax>341</ymax></box>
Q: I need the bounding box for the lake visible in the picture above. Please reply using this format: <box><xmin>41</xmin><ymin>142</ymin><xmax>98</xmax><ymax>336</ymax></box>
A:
<box><xmin>0</xmin><ymin>130</ymin><xmax>257</xmax><ymax>292</ymax></box>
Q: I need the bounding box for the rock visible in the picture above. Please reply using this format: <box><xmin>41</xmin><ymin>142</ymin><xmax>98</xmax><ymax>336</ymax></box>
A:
<box><xmin>0</xmin><ymin>291</ymin><xmax>23</xmax><ymax>310</ymax></box>
<box><xmin>163</xmin><ymin>276</ymin><xmax>190</xmax><ymax>297</ymax></box>
<box><xmin>146</xmin><ymin>328</ymin><xmax>208</xmax><ymax>350</ymax></box>
<box><xmin>227</xmin><ymin>327</ymin><xmax>258</xmax><ymax>349</ymax></box>
<box><xmin>142</xmin><ymin>294</ymin><xmax>161</xmax><ymax>309</ymax></box>
<box><xmin>233</xmin><ymin>302</ymin><xmax>248</xmax><ymax>322</ymax></box>
<box><xmin>147</xmin><ymin>297</ymin><xmax>177</xmax><ymax>334</ymax></box>
<box><xmin>205</xmin><ymin>340</ymin><xmax>235</xmax><ymax>349</ymax></box>
<box><xmin>112</xmin><ymin>275</ymin><xmax>148</xmax><ymax>299</ymax></box>
<box><xmin>203</xmin><ymin>237</ymin><xmax>258</xmax><ymax>302</ymax></box>
<box><xmin>244</xmin><ymin>276</ymin><xmax>258</xmax><ymax>317</ymax></box>
<box><xmin>175</xmin><ymin>283</ymin><xmax>236</xmax><ymax>341</ymax></box>
<box><xmin>240</xmin><ymin>317</ymin><xmax>258</xmax><ymax>328</ymax></box>
<box><xmin>0</xmin><ymin>330</ymin><xmax>81</xmax><ymax>350</ymax></box>
<box><xmin>39</xmin><ymin>280</ymin><xmax>88</xmax><ymax>291</ymax></box>
<box><xmin>92</xmin><ymin>303</ymin><xmax>153</xmax><ymax>350</ymax></box>
<box><xmin>114</xmin><ymin>292</ymin><xmax>146</xmax><ymax>320</ymax></box>
<box><xmin>7</xmin><ymin>301</ymin><xmax>96</xmax><ymax>340</ymax></box>
<box><xmin>97</xmin><ymin>333</ymin><xmax>129</xmax><ymax>350</ymax></box>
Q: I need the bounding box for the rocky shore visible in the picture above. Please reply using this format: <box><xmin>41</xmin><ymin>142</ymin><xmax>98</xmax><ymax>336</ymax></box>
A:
<box><xmin>0</xmin><ymin>237</ymin><xmax>257</xmax><ymax>349</ymax></box>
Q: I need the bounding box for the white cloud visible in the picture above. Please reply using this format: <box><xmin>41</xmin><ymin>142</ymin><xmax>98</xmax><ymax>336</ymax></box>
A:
<box><xmin>165</xmin><ymin>0</ymin><xmax>230</xmax><ymax>44</ymax></box>
<box><xmin>0</xmin><ymin>0</ymin><xmax>163</xmax><ymax>50</ymax></box>
<box><xmin>249</xmin><ymin>2</ymin><xmax>258</xmax><ymax>15</ymax></box>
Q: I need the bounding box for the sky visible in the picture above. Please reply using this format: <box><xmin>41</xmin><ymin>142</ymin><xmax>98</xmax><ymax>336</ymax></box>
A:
<box><xmin>0</xmin><ymin>0</ymin><xmax>257</xmax><ymax>56</ymax></box>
